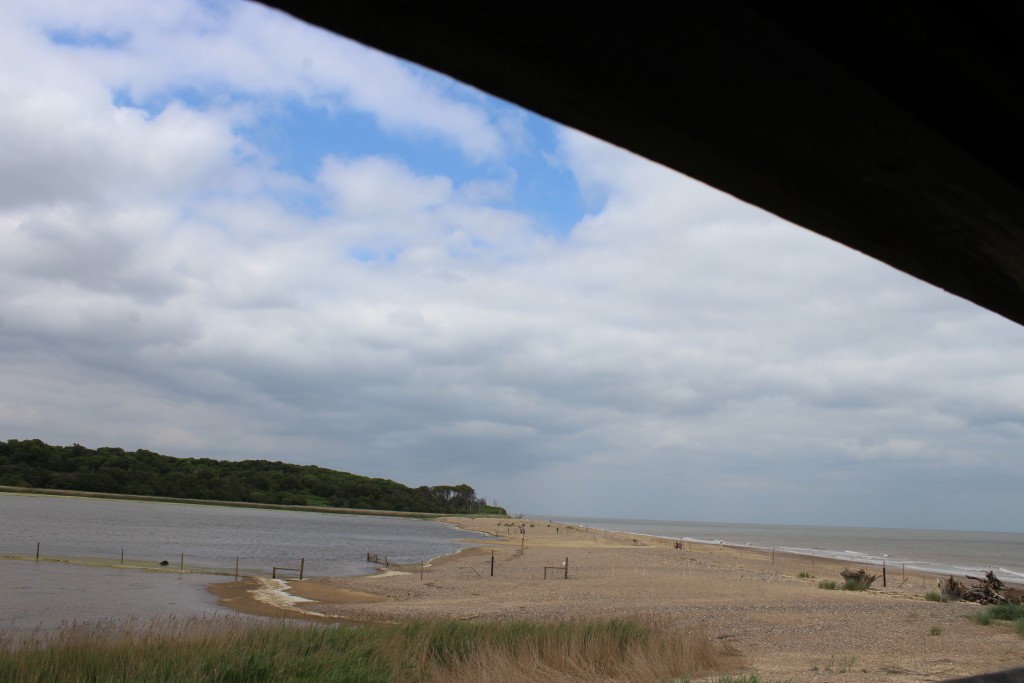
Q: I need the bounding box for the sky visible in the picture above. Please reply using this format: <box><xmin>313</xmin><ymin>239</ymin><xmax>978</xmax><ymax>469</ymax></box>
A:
<box><xmin>2</xmin><ymin>0</ymin><xmax>1023</xmax><ymax>532</ymax></box>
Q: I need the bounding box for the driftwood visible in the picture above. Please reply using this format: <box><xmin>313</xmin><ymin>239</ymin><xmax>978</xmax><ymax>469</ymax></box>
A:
<box><xmin>840</xmin><ymin>568</ymin><xmax>877</xmax><ymax>587</ymax></box>
<box><xmin>940</xmin><ymin>570</ymin><xmax>1017</xmax><ymax>604</ymax></box>
<box><xmin>366</xmin><ymin>552</ymin><xmax>390</xmax><ymax>566</ymax></box>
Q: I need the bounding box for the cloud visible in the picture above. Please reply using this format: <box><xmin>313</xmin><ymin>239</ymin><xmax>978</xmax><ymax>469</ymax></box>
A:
<box><xmin>319</xmin><ymin>156</ymin><xmax>452</xmax><ymax>217</ymax></box>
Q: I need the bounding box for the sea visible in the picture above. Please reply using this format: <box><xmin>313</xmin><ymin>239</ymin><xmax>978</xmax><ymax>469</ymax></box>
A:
<box><xmin>542</xmin><ymin>514</ymin><xmax>1024</xmax><ymax>585</ymax></box>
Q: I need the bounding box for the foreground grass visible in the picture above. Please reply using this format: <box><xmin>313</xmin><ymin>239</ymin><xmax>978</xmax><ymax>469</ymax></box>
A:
<box><xmin>0</xmin><ymin>616</ymin><xmax>728</xmax><ymax>682</ymax></box>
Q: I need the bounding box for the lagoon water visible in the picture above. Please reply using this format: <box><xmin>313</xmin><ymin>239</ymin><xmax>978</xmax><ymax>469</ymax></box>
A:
<box><xmin>0</xmin><ymin>493</ymin><xmax>483</xmax><ymax>576</ymax></box>
<box><xmin>0</xmin><ymin>493</ymin><xmax>487</xmax><ymax>631</ymax></box>
<box><xmin>1</xmin><ymin>560</ymin><xmax>231</xmax><ymax>632</ymax></box>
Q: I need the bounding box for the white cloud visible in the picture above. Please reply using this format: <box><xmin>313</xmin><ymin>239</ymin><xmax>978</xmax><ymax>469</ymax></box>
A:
<box><xmin>319</xmin><ymin>156</ymin><xmax>452</xmax><ymax>217</ymax></box>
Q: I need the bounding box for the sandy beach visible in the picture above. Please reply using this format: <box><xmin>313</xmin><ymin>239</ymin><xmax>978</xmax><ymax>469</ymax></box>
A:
<box><xmin>211</xmin><ymin>517</ymin><xmax>1024</xmax><ymax>682</ymax></box>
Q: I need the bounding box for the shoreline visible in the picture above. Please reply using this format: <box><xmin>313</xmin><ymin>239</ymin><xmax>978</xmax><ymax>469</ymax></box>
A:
<box><xmin>540</xmin><ymin>517</ymin><xmax>1024</xmax><ymax>587</ymax></box>
<box><xmin>212</xmin><ymin>516</ymin><xmax>1023</xmax><ymax>682</ymax></box>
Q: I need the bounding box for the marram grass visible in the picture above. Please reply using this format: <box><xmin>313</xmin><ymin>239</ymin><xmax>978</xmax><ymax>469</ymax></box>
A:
<box><xmin>0</xmin><ymin>615</ymin><xmax>728</xmax><ymax>683</ymax></box>
<box><xmin>969</xmin><ymin>602</ymin><xmax>1024</xmax><ymax>637</ymax></box>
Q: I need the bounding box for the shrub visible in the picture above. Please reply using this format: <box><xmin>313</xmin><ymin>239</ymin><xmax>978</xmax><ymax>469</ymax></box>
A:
<box><xmin>929</xmin><ymin>625</ymin><xmax>943</xmax><ymax>636</ymax></box>
<box><xmin>797</xmin><ymin>571</ymin><xmax>812</xmax><ymax>579</ymax></box>
<box><xmin>842</xmin><ymin>579</ymin><xmax>870</xmax><ymax>591</ymax></box>
<box><xmin>924</xmin><ymin>591</ymin><xmax>948</xmax><ymax>602</ymax></box>
<box><xmin>818</xmin><ymin>580</ymin><xmax>837</xmax><ymax>590</ymax></box>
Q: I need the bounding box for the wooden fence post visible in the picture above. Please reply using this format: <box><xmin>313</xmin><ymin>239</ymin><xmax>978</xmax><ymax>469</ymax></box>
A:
<box><xmin>35</xmin><ymin>541</ymin><xmax>39</xmax><ymax>561</ymax></box>
<box><xmin>564</xmin><ymin>557</ymin><xmax>569</xmax><ymax>579</ymax></box>
<box><xmin>180</xmin><ymin>552</ymin><xmax>184</xmax><ymax>571</ymax></box>
<box><xmin>235</xmin><ymin>556</ymin><xmax>239</xmax><ymax>579</ymax></box>
<box><xmin>121</xmin><ymin>548</ymin><xmax>124</xmax><ymax>566</ymax></box>
<box><xmin>300</xmin><ymin>557</ymin><xmax>305</xmax><ymax>580</ymax></box>
<box><xmin>490</xmin><ymin>550</ymin><xmax>494</xmax><ymax>577</ymax></box>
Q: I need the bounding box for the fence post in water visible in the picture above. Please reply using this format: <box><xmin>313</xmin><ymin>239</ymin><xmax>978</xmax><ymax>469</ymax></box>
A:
<box><xmin>882</xmin><ymin>561</ymin><xmax>887</xmax><ymax>588</ymax></box>
<box><xmin>490</xmin><ymin>550</ymin><xmax>494</xmax><ymax>577</ymax></box>
<box><xmin>121</xmin><ymin>548</ymin><xmax>124</xmax><ymax>566</ymax></box>
<box><xmin>180</xmin><ymin>553</ymin><xmax>184</xmax><ymax>571</ymax></box>
<box><xmin>235</xmin><ymin>557</ymin><xmax>239</xmax><ymax>579</ymax></box>
<box><xmin>35</xmin><ymin>541</ymin><xmax>39</xmax><ymax>561</ymax></box>
<box><xmin>420</xmin><ymin>560</ymin><xmax>424</xmax><ymax>580</ymax></box>
<box><xmin>300</xmin><ymin>557</ymin><xmax>305</xmax><ymax>581</ymax></box>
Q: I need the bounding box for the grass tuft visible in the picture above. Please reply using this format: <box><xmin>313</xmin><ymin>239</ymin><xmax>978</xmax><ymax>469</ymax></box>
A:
<box><xmin>816</xmin><ymin>653</ymin><xmax>857</xmax><ymax>674</ymax></box>
<box><xmin>924</xmin><ymin>591</ymin><xmax>948</xmax><ymax>602</ymax></box>
<box><xmin>818</xmin><ymin>580</ymin><xmax>837</xmax><ymax>590</ymax></box>
<box><xmin>929</xmin><ymin>625</ymin><xmax>943</xmax><ymax>636</ymax></box>
<box><xmin>797</xmin><ymin>571</ymin><xmax>812</xmax><ymax>579</ymax></box>
<box><xmin>986</xmin><ymin>603</ymin><xmax>1024</xmax><ymax>621</ymax></box>
<box><xmin>970</xmin><ymin>603</ymin><xmax>1024</xmax><ymax>637</ymax></box>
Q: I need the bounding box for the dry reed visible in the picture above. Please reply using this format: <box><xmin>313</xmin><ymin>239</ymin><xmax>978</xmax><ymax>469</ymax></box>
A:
<box><xmin>0</xmin><ymin>615</ymin><xmax>729</xmax><ymax>682</ymax></box>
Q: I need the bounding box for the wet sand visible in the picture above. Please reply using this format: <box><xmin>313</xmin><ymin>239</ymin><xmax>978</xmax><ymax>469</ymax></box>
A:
<box><xmin>211</xmin><ymin>517</ymin><xmax>1024</xmax><ymax>682</ymax></box>
<box><xmin>208</xmin><ymin>576</ymin><xmax>383</xmax><ymax>623</ymax></box>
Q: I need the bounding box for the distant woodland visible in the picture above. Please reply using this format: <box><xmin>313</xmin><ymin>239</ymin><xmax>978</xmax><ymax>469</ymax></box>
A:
<box><xmin>0</xmin><ymin>439</ymin><xmax>506</xmax><ymax>515</ymax></box>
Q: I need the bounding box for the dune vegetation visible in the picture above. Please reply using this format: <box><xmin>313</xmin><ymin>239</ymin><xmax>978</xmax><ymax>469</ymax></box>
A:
<box><xmin>0</xmin><ymin>615</ymin><xmax>729</xmax><ymax>683</ymax></box>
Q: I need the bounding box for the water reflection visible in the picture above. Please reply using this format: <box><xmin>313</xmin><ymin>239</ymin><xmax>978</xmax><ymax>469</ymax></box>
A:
<box><xmin>0</xmin><ymin>559</ymin><xmax>232</xmax><ymax>632</ymax></box>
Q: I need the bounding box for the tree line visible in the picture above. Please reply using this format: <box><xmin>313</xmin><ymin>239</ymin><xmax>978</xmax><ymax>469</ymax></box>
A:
<box><xmin>0</xmin><ymin>439</ymin><xmax>506</xmax><ymax>514</ymax></box>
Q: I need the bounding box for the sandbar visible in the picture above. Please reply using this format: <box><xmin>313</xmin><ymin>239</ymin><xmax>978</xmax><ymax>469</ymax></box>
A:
<box><xmin>231</xmin><ymin>517</ymin><xmax>1024</xmax><ymax>682</ymax></box>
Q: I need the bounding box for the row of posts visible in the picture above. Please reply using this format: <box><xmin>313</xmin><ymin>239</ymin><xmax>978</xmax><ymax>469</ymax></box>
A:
<box><xmin>28</xmin><ymin>540</ymin><xmax>575</xmax><ymax>584</ymax></box>
<box><xmin>31</xmin><ymin>541</ymin><xmax>249</xmax><ymax>579</ymax></box>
